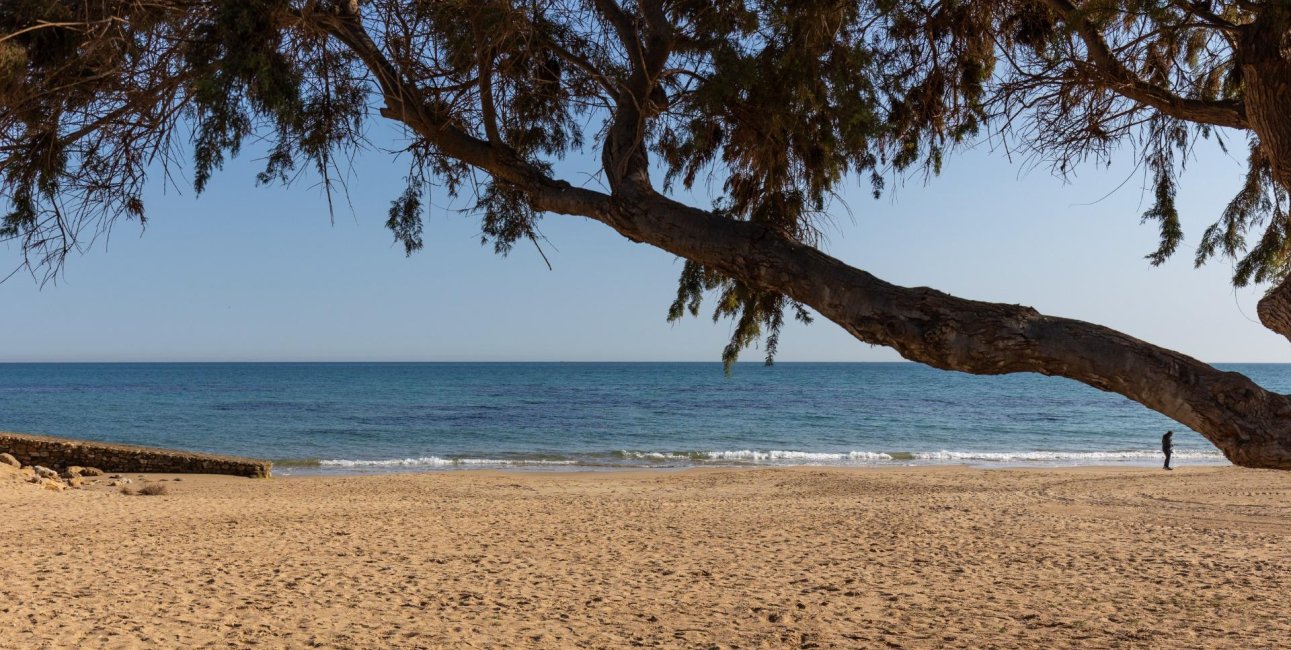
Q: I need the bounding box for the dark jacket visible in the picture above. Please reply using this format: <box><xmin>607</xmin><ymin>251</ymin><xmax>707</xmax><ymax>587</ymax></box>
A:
<box><xmin>1162</xmin><ymin>433</ymin><xmax>1174</xmax><ymax>454</ymax></box>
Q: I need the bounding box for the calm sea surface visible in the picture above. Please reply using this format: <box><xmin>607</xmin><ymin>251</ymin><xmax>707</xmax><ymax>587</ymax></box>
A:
<box><xmin>3</xmin><ymin>362</ymin><xmax>1285</xmax><ymax>473</ymax></box>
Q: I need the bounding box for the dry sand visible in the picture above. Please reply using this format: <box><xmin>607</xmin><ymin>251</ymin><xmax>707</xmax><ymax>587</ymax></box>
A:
<box><xmin>1</xmin><ymin>465</ymin><xmax>1289</xmax><ymax>649</ymax></box>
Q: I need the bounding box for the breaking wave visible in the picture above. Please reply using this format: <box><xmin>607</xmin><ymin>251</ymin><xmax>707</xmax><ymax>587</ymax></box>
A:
<box><xmin>317</xmin><ymin>457</ymin><xmax>577</xmax><ymax>468</ymax></box>
<box><xmin>612</xmin><ymin>448</ymin><xmax>1227</xmax><ymax>465</ymax></box>
<box><xmin>909</xmin><ymin>449</ymin><xmax>1225</xmax><ymax>462</ymax></box>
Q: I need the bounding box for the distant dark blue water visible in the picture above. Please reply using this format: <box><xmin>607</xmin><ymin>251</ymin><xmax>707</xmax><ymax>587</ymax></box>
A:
<box><xmin>2</xmin><ymin>362</ymin><xmax>1283</xmax><ymax>473</ymax></box>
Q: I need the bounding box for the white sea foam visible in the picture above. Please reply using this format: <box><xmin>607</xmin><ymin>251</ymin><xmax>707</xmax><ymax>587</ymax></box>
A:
<box><xmin>702</xmin><ymin>450</ymin><xmax>894</xmax><ymax>462</ymax></box>
<box><xmin>617</xmin><ymin>451</ymin><xmax>696</xmax><ymax>460</ymax></box>
<box><xmin>618</xmin><ymin>448</ymin><xmax>1228</xmax><ymax>465</ymax></box>
<box><xmin>316</xmin><ymin>448</ymin><xmax>1229</xmax><ymax>470</ymax></box>
<box><xmin>319</xmin><ymin>457</ymin><xmax>577</xmax><ymax>468</ymax></box>
<box><xmin>911</xmin><ymin>449</ymin><xmax>1225</xmax><ymax>462</ymax></box>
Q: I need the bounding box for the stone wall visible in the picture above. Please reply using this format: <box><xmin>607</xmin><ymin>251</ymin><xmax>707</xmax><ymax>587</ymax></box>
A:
<box><xmin>0</xmin><ymin>431</ymin><xmax>271</xmax><ymax>478</ymax></box>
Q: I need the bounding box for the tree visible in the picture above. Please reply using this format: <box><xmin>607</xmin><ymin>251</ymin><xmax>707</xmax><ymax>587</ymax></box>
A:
<box><xmin>2</xmin><ymin>0</ymin><xmax>1291</xmax><ymax>468</ymax></box>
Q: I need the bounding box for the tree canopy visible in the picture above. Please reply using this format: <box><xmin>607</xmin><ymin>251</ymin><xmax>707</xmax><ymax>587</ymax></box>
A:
<box><xmin>4</xmin><ymin>0</ymin><xmax>1291</xmax><ymax>468</ymax></box>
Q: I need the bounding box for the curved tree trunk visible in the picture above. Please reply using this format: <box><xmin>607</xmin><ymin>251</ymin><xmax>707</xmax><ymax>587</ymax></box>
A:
<box><xmin>1241</xmin><ymin>7</ymin><xmax>1291</xmax><ymax>341</ymax></box>
<box><xmin>312</xmin><ymin>8</ymin><xmax>1291</xmax><ymax>470</ymax></box>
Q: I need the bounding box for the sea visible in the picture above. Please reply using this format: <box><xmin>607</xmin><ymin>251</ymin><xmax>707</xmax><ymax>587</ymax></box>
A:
<box><xmin>2</xmin><ymin>362</ymin><xmax>1284</xmax><ymax>474</ymax></box>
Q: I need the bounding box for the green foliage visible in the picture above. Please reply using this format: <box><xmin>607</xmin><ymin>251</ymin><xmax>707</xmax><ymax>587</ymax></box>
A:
<box><xmin>387</xmin><ymin>182</ymin><xmax>424</xmax><ymax>257</ymax></box>
<box><xmin>669</xmin><ymin>259</ymin><xmax>812</xmax><ymax>373</ymax></box>
<box><xmin>185</xmin><ymin>0</ymin><xmax>298</xmax><ymax>193</ymax></box>
<box><xmin>0</xmin><ymin>0</ymin><xmax>367</xmax><ymax>275</ymax></box>
<box><xmin>0</xmin><ymin>41</ymin><xmax>25</xmax><ymax>101</ymax></box>
<box><xmin>477</xmin><ymin>180</ymin><xmax>542</xmax><ymax>257</ymax></box>
<box><xmin>423</xmin><ymin>1</ymin><xmax>587</xmax><ymax>160</ymax></box>
<box><xmin>657</xmin><ymin>1</ymin><xmax>884</xmax><ymax>241</ymax></box>
<box><xmin>654</xmin><ymin>0</ymin><xmax>994</xmax><ymax>365</ymax></box>
<box><xmin>1141</xmin><ymin>118</ymin><xmax>1186</xmax><ymax>267</ymax></box>
<box><xmin>1197</xmin><ymin>138</ymin><xmax>1291</xmax><ymax>286</ymax></box>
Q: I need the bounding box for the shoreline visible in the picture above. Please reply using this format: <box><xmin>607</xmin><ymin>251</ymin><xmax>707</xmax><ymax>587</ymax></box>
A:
<box><xmin>27</xmin><ymin>460</ymin><xmax>1241</xmax><ymax>483</ymax></box>
<box><xmin>3</xmin><ymin>462</ymin><xmax>1236</xmax><ymax>492</ymax></box>
<box><xmin>269</xmin><ymin>457</ymin><xmax>1231</xmax><ymax>476</ymax></box>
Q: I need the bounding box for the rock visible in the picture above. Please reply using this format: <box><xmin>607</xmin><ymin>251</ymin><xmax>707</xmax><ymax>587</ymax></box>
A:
<box><xmin>107</xmin><ymin>478</ymin><xmax>132</xmax><ymax>487</ymax></box>
<box><xmin>40</xmin><ymin>478</ymin><xmax>66</xmax><ymax>491</ymax></box>
<box><xmin>0</xmin><ymin>453</ymin><xmax>19</xmax><ymax>468</ymax></box>
<box><xmin>64</xmin><ymin>466</ymin><xmax>85</xmax><ymax>478</ymax></box>
<box><xmin>67</xmin><ymin>477</ymin><xmax>85</xmax><ymax>488</ymax></box>
<box><xmin>80</xmin><ymin>467</ymin><xmax>105</xmax><ymax>477</ymax></box>
<box><xmin>33</xmin><ymin>466</ymin><xmax>59</xmax><ymax>480</ymax></box>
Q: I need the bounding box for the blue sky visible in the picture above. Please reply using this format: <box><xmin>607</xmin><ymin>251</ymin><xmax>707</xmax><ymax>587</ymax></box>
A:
<box><xmin>3</xmin><ymin>121</ymin><xmax>1286</xmax><ymax>363</ymax></box>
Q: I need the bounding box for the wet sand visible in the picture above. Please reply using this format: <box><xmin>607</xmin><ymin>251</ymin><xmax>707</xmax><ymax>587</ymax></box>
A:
<box><xmin>1</xmin><ymin>465</ymin><xmax>1288</xmax><ymax>648</ymax></box>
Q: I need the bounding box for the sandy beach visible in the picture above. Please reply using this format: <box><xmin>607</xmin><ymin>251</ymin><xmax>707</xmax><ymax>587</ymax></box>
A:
<box><xmin>2</xmin><ymin>465</ymin><xmax>1288</xmax><ymax>649</ymax></box>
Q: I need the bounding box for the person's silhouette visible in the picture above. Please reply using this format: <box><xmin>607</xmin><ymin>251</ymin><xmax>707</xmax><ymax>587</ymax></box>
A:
<box><xmin>1162</xmin><ymin>430</ymin><xmax>1174</xmax><ymax>471</ymax></box>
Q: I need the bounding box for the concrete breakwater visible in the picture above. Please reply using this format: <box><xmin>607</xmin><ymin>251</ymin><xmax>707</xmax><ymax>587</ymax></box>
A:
<box><xmin>0</xmin><ymin>431</ymin><xmax>271</xmax><ymax>478</ymax></box>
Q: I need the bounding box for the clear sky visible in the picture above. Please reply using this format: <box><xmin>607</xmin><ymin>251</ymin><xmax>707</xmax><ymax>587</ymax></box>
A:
<box><xmin>3</xmin><ymin>121</ymin><xmax>1287</xmax><ymax>363</ymax></box>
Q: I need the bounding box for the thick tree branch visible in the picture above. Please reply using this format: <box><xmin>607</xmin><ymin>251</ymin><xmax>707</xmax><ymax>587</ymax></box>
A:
<box><xmin>475</xmin><ymin>38</ymin><xmax>502</xmax><ymax>147</ymax></box>
<box><xmin>591</xmin><ymin>0</ymin><xmax>645</xmax><ymax>72</ymax></box>
<box><xmin>604</xmin><ymin>193</ymin><xmax>1291</xmax><ymax>470</ymax></box>
<box><xmin>597</xmin><ymin>0</ymin><xmax>673</xmax><ymax>195</ymax></box>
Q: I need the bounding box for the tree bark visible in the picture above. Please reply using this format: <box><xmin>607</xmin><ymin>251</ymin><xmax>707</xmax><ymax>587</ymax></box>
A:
<box><xmin>1241</xmin><ymin>7</ymin><xmax>1291</xmax><ymax>342</ymax></box>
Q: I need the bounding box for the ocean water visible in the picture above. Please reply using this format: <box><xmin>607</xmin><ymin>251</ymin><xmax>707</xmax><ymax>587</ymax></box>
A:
<box><xmin>2</xmin><ymin>362</ymin><xmax>1285</xmax><ymax>473</ymax></box>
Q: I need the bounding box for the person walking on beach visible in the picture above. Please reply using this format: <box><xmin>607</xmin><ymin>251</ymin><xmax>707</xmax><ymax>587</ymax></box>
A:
<box><xmin>1162</xmin><ymin>430</ymin><xmax>1174</xmax><ymax>470</ymax></box>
